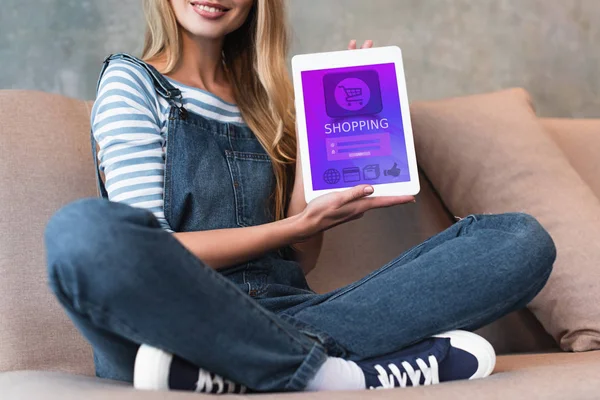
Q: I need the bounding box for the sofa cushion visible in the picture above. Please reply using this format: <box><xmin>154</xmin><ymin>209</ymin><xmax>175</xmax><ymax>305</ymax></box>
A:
<box><xmin>0</xmin><ymin>90</ymin><xmax>95</xmax><ymax>375</ymax></box>
<box><xmin>542</xmin><ymin>118</ymin><xmax>600</xmax><ymax>199</ymax></box>
<box><xmin>2</xmin><ymin>352</ymin><xmax>600</xmax><ymax>399</ymax></box>
<box><xmin>410</xmin><ymin>88</ymin><xmax>600</xmax><ymax>352</ymax></box>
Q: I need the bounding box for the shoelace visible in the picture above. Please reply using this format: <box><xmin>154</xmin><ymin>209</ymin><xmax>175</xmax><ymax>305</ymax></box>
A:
<box><xmin>371</xmin><ymin>355</ymin><xmax>440</xmax><ymax>389</ymax></box>
<box><xmin>195</xmin><ymin>369</ymin><xmax>247</xmax><ymax>394</ymax></box>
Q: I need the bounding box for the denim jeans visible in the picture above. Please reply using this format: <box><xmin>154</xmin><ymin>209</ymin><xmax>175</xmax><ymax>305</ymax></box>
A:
<box><xmin>45</xmin><ymin>198</ymin><xmax>555</xmax><ymax>392</ymax></box>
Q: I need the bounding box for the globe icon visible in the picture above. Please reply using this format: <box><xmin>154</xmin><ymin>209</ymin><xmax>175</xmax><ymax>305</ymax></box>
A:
<box><xmin>323</xmin><ymin>168</ymin><xmax>341</xmax><ymax>184</ymax></box>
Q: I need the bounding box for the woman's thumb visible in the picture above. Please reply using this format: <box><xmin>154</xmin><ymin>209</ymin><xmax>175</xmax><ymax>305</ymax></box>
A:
<box><xmin>342</xmin><ymin>185</ymin><xmax>373</xmax><ymax>203</ymax></box>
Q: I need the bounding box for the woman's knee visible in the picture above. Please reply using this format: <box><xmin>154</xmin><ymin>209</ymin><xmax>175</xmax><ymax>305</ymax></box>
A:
<box><xmin>508</xmin><ymin>212</ymin><xmax>555</xmax><ymax>262</ymax></box>
<box><xmin>504</xmin><ymin>213</ymin><xmax>557</xmax><ymax>306</ymax></box>
<box><xmin>46</xmin><ymin>198</ymin><xmax>119</xmax><ymax>259</ymax></box>
<box><xmin>46</xmin><ymin>197</ymin><xmax>157</xmax><ymax>240</ymax></box>
<box><xmin>46</xmin><ymin>199</ymin><xmax>113</xmax><ymax>293</ymax></box>
<box><xmin>45</xmin><ymin>198</ymin><xmax>152</xmax><ymax>300</ymax></box>
<box><xmin>492</xmin><ymin>212</ymin><xmax>556</xmax><ymax>280</ymax></box>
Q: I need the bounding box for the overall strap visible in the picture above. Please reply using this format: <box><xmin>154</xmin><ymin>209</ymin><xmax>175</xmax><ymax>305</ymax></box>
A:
<box><xmin>91</xmin><ymin>53</ymin><xmax>186</xmax><ymax>198</ymax></box>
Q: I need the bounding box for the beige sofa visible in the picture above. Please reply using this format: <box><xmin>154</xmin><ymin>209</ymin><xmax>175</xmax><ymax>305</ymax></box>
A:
<box><xmin>1</xmin><ymin>89</ymin><xmax>599</xmax><ymax>399</ymax></box>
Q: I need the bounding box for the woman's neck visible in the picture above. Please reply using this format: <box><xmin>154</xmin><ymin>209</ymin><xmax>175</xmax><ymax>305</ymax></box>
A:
<box><xmin>164</xmin><ymin>29</ymin><xmax>234</xmax><ymax>103</ymax></box>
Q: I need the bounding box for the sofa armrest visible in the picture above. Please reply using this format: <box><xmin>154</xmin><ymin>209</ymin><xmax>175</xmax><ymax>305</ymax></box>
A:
<box><xmin>541</xmin><ymin>118</ymin><xmax>600</xmax><ymax>200</ymax></box>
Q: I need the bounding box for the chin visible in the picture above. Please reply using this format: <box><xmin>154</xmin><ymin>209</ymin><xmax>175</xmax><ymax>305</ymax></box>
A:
<box><xmin>184</xmin><ymin>25</ymin><xmax>230</xmax><ymax>40</ymax></box>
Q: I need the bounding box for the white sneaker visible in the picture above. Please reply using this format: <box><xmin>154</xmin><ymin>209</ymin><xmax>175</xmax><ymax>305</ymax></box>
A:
<box><xmin>133</xmin><ymin>344</ymin><xmax>247</xmax><ymax>394</ymax></box>
<box><xmin>357</xmin><ymin>330</ymin><xmax>496</xmax><ymax>389</ymax></box>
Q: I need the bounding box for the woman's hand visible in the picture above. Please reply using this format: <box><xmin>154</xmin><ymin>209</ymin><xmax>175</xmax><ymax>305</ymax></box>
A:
<box><xmin>348</xmin><ymin>39</ymin><xmax>373</xmax><ymax>50</ymax></box>
<box><xmin>296</xmin><ymin>185</ymin><xmax>415</xmax><ymax>241</ymax></box>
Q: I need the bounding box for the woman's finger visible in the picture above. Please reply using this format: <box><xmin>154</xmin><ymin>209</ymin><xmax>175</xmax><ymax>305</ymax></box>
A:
<box><xmin>338</xmin><ymin>184</ymin><xmax>373</xmax><ymax>205</ymax></box>
<box><xmin>361</xmin><ymin>40</ymin><xmax>373</xmax><ymax>49</ymax></box>
<box><xmin>348</xmin><ymin>39</ymin><xmax>357</xmax><ymax>50</ymax></box>
<box><xmin>358</xmin><ymin>195</ymin><xmax>415</xmax><ymax>211</ymax></box>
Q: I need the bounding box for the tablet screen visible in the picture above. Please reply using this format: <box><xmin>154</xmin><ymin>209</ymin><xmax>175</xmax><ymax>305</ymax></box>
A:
<box><xmin>300</xmin><ymin>62</ymin><xmax>410</xmax><ymax>191</ymax></box>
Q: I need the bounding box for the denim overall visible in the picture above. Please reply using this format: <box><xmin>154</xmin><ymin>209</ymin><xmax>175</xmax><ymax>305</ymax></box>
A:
<box><xmin>44</xmin><ymin>53</ymin><xmax>555</xmax><ymax>392</ymax></box>
<box><xmin>92</xmin><ymin>54</ymin><xmax>311</xmax><ymax>300</ymax></box>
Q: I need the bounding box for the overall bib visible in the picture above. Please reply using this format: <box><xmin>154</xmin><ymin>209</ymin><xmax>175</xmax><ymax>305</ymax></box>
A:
<box><xmin>93</xmin><ymin>54</ymin><xmax>312</xmax><ymax>304</ymax></box>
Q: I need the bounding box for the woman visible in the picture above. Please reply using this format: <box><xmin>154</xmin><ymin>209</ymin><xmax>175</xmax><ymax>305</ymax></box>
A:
<box><xmin>44</xmin><ymin>0</ymin><xmax>556</xmax><ymax>394</ymax></box>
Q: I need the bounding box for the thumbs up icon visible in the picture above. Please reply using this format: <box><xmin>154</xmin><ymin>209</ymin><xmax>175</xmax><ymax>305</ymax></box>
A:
<box><xmin>384</xmin><ymin>162</ymin><xmax>401</xmax><ymax>177</ymax></box>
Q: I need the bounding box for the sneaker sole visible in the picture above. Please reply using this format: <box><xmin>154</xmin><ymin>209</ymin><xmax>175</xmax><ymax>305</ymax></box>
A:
<box><xmin>432</xmin><ymin>330</ymin><xmax>496</xmax><ymax>380</ymax></box>
<box><xmin>133</xmin><ymin>344</ymin><xmax>173</xmax><ymax>391</ymax></box>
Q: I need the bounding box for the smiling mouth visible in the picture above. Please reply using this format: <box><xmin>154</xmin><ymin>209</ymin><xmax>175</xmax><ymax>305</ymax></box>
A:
<box><xmin>190</xmin><ymin>1</ymin><xmax>231</xmax><ymax>14</ymax></box>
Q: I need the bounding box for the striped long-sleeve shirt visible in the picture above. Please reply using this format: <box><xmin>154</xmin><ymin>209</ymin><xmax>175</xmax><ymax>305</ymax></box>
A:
<box><xmin>91</xmin><ymin>59</ymin><xmax>245</xmax><ymax>231</ymax></box>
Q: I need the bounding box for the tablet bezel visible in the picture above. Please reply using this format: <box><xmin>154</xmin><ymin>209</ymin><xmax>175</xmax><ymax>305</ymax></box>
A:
<box><xmin>292</xmin><ymin>46</ymin><xmax>420</xmax><ymax>203</ymax></box>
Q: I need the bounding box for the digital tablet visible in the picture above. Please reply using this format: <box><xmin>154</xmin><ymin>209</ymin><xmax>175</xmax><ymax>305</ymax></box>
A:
<box><xmin>292</xmin><ymin>46</ymin><xmax>420</xmax><ymax>203</ymax></box>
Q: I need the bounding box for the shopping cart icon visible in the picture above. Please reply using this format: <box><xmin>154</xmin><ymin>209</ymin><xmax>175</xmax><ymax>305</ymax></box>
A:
<box><xmin>324</xmin><ymin>70</ymin><xmax>382</xmax><ymax>117</ymax></box>
<box><xmin>338</xmin><ymin>86</ymin><xmax>363</xmax><ymax>106</ymax></box>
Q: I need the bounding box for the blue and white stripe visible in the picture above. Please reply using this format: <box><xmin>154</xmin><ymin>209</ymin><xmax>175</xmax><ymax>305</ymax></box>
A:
<box><xmin>91</xmin><ymin>60</ymin><xmax>244</xmax><ymax>231</ymax></box>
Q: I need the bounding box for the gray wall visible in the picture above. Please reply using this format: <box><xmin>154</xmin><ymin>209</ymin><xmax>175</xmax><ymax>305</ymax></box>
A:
<box><xmin>1</xmin><ymin>0</ymin><xmax>598</xmax><ymax>117</ymax></box>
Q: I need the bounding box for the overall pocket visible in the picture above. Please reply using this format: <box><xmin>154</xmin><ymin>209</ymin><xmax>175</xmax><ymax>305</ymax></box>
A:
<box><xmin>224</xmin><ymin>150</ymin><xmax>276</xmax><ymax>227</ymax></box>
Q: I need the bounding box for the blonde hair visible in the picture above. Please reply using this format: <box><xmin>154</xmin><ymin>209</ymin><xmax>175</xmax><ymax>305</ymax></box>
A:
<box><xmin>142</xmin><ymin>0</ymin><xmax>296</xmax><ymax>221</ymax></box>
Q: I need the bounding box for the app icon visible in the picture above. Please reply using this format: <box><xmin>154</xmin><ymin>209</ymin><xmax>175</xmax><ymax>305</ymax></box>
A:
<box><xmin>336</xmin><ymin>78</ymin><xmax>371</xmax><ymax>111</ymax></box>
<box><xmin>363</xmin><ymin>164</ymin><xmax>380</xmax><ymax>180</ymax></box>
<box><xmin>343</xmin><ymin>167</ymin><xmax>361</xmax><ymax>182</ymax></box>
<box><xmin>384</xmin><ymin>162</ymin><xmax>401</xmax><ymax>177</ymax></box>
<box><xmin>323</xmin><ymin>168</ymin><xmax>341</xmax><ymax>184</ymax></box>
<box><xmin>323</xmin><ymin>70</ymin><xmax>383</xmax><ymax>118</ymax></box>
